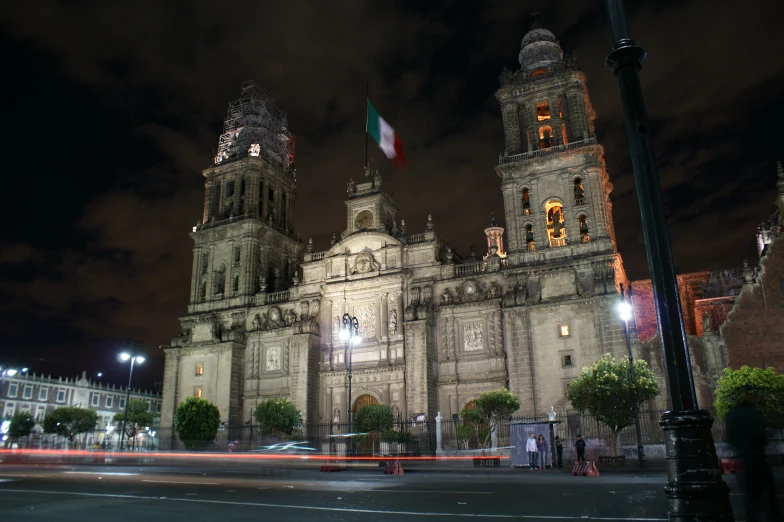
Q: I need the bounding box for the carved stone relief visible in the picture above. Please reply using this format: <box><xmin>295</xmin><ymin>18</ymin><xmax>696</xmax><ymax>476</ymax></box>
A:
<box><xmin>266</xmin><ymin>346</ymin><xmax>281</xmax><ymax>371</ymax></box>
<box><xmin>354</xmin><ymin>304</ymin><xmax>377</xmax><ymax>339</ymax></box>
<box><xmin>463</xmin><ymin>322</ymin><xmax>484</xmax><ymax>352</ymax></box>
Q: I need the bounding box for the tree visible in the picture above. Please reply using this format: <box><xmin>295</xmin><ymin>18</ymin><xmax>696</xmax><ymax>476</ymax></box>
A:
<box><xmin>714</xmin><ymin>366</ymin><xmax>784</xmax><ymax>428</ymax></box>
<box><xmin>43</xmin><ymin>407</ymin><xmax>98</xmax><ymax>446</ymax></box>
<box><xmin>174</xmin><ymin>396</ymin><xmax>221</xmax><ymax>450</ymax></box>
<box><xmin>253</xmin><ymin>398</ymin><xmax>302</xmax><ymax>438</ymax></box>
<box><xmin>470</xmin><ymin>388</ymin><xmax>520</xmax><ymax>449</ymax></box>
<box><xmin>114</xmin><ymin>399</ymin><xmax>157</xmax><ymax>448</ymax></box>
<box><xmin>353</xmin><ymin>404</ymin><xmax>394</xmax><ymax>434</ymax></box>
<box><xmin>567</xmin><ymin>353</ymin><xmax>660</xmax><ymax>456</ymax></box>
<box><xmin>7</xmin><ymin>411</ymin><xmax>35</xmax><ymax>441</ymax></box>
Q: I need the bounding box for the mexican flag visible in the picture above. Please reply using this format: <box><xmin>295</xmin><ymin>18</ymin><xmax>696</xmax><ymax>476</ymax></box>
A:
<box><xmin>366</xmin><ymin>99</ymin><xmax>406</xmax><ymax>168</ymax></box>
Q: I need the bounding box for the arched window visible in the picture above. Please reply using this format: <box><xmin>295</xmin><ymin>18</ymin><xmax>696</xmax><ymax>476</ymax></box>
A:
<box><xmin>536</xmin><ymin>102</ymin><xmax>551</xmax><ymax>121</ymax></box>
<box><xmin>258</xmin><ymin>180</ymin><xmax>264</xmax><ymax>217</ymax></box>
<box><xmin>574</xmin><ymin>178</ymin><xmax>586</xmax><ymax>205</ymax></box>
<box><xmin>232</xmin><ymin>275</ymin><xmax>240</xmax><ymax>293</ymax></box>
<box><xmin>233</xmin><ymin>247</ymin><xmax>241</xmax><ymax>266</ymax></box>
<box><xmin>522</xmin><ymin>188</ymin><xmax>531</xmax><ymax>215</ymax></box>
<box><xmin>200</xmin><ymin>280</ymin><xmax>207</xmax><ymax>302</ymax></box>
<box><xmin>525</xmin><ymin>224</ymin><xmax>536</xmax><ymax>252</ymax></box>
<box><xmin>579</xmin><ymin>215</ymin><xmax>590</xmax><ymax>243</ymax></box>
<box><xmin>212</xmin><ymin>183</ymin><xmax>221</xmax><ymax>220</ymax></box>
<box><xmin>531</xmin><ymin>69</ymin><xmax>546</xmax><ymax>78</ymax></box>
<box><xmin>226</xmin><ymin>180</ymin><xmax>235</xmax><ymax>197</ymax></box>
<box><xmin>539</xmin><ymin>125</ymin><xmax>554</xmax><ymax>149</ymax></box>
<box><xmin>215</xmin><ymin>263</ymin><xmax>226</xmax><ymax>296</ymax></box>
<box><xmin>545</xmin><ymin>200</ymin><xmax>566</xmax><ymax>247</ymax></box>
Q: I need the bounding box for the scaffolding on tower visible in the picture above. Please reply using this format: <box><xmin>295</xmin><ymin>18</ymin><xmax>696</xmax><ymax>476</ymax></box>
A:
<box><xmin>214</xmin><ymin>80</ymin><xmax>295</xmax><ymax>174</ymax></box>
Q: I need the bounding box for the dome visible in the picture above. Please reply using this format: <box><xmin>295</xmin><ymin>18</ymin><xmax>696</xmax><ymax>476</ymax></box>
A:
<box><xmin>518</xmin><ymin>27</ymin><xmax>563</xmax><ymax>71</ymax></box>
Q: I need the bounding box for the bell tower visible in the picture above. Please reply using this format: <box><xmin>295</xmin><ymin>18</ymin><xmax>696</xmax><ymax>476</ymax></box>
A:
<box><xmin>495</xmin><ymin>27</ymin><xmax>618</xmax><ymax>267</ymax></box>
<box><xmin>189</xmin><ymin>81</ymin><xmax>302</xmax><ymax>310</ymax></box>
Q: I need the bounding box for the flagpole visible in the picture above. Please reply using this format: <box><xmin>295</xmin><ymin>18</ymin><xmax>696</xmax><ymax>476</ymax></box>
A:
<box><xmin>365</xmin><ymin>83</ymin><xmax>369</xmax><ymax>168</ymax></box>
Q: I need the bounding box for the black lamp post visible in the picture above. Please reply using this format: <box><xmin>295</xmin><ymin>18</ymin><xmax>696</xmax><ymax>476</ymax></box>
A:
<box><xmin>119</xmin><ymin>338</ymin><xmax>145</xmax><ymax>451</ymax></box>
<box><xmin>339</xmin><ymin>313</ymin><xmax>360</xmax><ymax>434</ymax></box>
<box><xmin>618</xmin><ymin>284</ymin><xmax>645</xmax><ymax>468</ymax></box>
<box><xmin>602</xmin><ymin>1</ymin><xmax>733</xmax><ymax>519</ymax></box>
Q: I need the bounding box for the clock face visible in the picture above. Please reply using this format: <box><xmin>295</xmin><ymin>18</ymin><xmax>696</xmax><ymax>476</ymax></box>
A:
<box><xmin>355</xmin><ymin>210</ymin><xmax>373</xmax><ymax>230</ymax></box>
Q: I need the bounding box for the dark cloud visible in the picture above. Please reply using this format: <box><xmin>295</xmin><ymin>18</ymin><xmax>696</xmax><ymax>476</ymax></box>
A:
<box><xmin>0</xmin><ymin>0</ymin><xmax>781</xmax><ymax>386</ymax></box>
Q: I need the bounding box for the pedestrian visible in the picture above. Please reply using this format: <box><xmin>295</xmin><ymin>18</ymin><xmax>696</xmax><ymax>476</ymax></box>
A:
<box><xmin>536</xmin><ymin>434</ymin><xmax>548</xmax><ymax>470</ymax></box>
<box><xmin>725</xmin><ymin>394</ymin><xmax>782</xmax><ymax>522</ymax></box>
<box><xmin>526</xmin><ymin>433</ymin><xmax>538</xmax><ymax>470</ymax></box>
<box><xmin>575</xmin><ymin>434</ymin><xmax>586</xmax><ymax>462</ymax></box>
<box><xmin>555</xmin><ymin>436</ymin><xmax>563</xmax><ymax>468</ymax></box>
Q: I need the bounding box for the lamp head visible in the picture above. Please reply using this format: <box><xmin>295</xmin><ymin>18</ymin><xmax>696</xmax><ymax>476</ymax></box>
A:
<box><xmin>338</xmin><ymin>329</ymin><xmax>349</xmax><ymax>341</ymax></box>
<box><xmin>617</xmin><ymin>301</ymin><xmax>633</xmax><ymax>322</ymax></box>
<box><xmin>6</xmin><ymin>369</ymin><xmax>17</xmax><ymax>377</ymax></box>
<box><xmin>119</xmin><ymin>352</ymin><xmax>132</xmax><ymax>362</ymax></box>
<box><xmin>352</xmin><ymin>334</ymin><xmax>361</xmax><ymax>345</ymax></box>
<box><xmin>135</xmin><ymin>356</ymin><xmax>146</xmax><ymax>364</ymax></box>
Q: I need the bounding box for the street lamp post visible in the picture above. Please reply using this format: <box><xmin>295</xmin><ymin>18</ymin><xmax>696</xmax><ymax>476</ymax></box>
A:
<box><xmin>119</xmin><ymin>339</ymin><xmax>145</xmax><ymax>451</ymax></box>
<box><xmin>338</xmin><ymin>313</ymin><xmax>361</xmax><ymax>434</ymax></box>
<box><xmin>618</xmin><ymin>285</ymin><xmax>645</xmax><ymax>469</ymax></box>
<box><xmin>602</xmin><ymin>1</ymin><xmax>733</xmax><ymax>519</ymax></box>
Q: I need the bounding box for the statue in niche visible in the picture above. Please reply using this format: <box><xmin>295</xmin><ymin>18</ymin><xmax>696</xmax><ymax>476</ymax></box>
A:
<box><xmin>388</xmin><ymin>310</ymin><xmax>398</xmax><ymax>336</ymax></box>
<box><xmin>488</xmin><ymin>282</ymin><xmax>499</xmax><ymax>299</ymax></box>
<box><xmin>251</xmin><ymin>314</ymin><xmax>261</xmax><ymax>331</ymax></box>
<box><xmin>266</xmin><ymin>347</ymin><xmax>281</xmax><ymax>371</ymax></box>
<box><xmin>392</xmin><ymin>405</ymin><xmax>400</xmax><ymax>420</ymax></box>
<box><xmin>333</xmin><ymin>315</ymin><xmax>341</xmax><ymax>337</ymax></box>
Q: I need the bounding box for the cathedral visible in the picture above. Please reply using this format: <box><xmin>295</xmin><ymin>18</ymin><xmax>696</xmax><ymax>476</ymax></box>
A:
<box><xmin>160</xmin><ymin>26</ymin><xmax>649</xmax><ymax>434</ymax></box>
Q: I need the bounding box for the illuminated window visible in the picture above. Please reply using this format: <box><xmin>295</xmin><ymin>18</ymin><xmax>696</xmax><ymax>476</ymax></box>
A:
<box><xmin>545</xmin><ymin>201</ymin><xmax>566</xmax><ymax>247</ymax></box>
<box><xmin>559</xmin><ymin>324</ymin><xmax>570</xmax><ymax>337</ymax></box>
<box><xmin>579</xmin><ymin>215</ymin><xmax>590</xmax><ymax>243</ymax></box>
<box><xmin>536</xmin><ymin>102</ymin><xmax>551</xmax><ymax>121</ymax></box>
<box><xmin>522</xmin><ymin>188</ymin><xmax>531</xmax><ymax>215</ymax></box>
<box><xmin>562</xmin><ymin>354</ymin><xmax>573</xmax><ymax>367</ymax></box>
<box><xmin>194</xmin><ymin>388</ymin><xmax>202</xmax><ymax>398</ymax></box>
<box><xmin>561</xmin><ymin>123</ymin><xmax>569</xmax><ymax>145</ymax></box>
<box><xmin>538</xmin><ymin>125</ymin><xmax>554</xmax><ymax>149</ymax></box>
<box><xmin>196</xmin><ymin>365</ymin><xmax>204</xmax><ymax>376</ymax></box>
<box><xmin>531</xmin><ymin>69</ymin><xmax>546</xmax><ymax>78</ymax></box>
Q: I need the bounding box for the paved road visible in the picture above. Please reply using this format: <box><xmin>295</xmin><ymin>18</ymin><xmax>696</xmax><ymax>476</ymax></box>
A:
<box><xmin>0</xmin><ymin>463</ymin><xmax>778</xmax><ymax>521</ymax></box>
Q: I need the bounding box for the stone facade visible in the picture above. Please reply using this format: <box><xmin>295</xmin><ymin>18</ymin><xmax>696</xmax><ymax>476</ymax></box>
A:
<box><xmin>161</xmin><ymin>26</ymin><xmax>640</xmax><ymax>435</ymax></box>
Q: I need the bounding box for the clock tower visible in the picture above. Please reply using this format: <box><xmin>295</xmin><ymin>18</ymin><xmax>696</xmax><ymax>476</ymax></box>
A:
<box><xmin>343</xmin><ymin>165</ymin><xmax>399</xmax><ymax>237</ymax></box>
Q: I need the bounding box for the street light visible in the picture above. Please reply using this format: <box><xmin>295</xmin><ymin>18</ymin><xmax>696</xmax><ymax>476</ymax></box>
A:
<box><xmin>602</xmin><ymin>0</ymin><xmax>732</xmax><ymax>518</ymax></box>
<box><xmin>339</xmin><ymin>313</ymin><xmax>361</xmax><ymax>434</ymax></box>
<box><xmin>118</xmin><ymin>339</ymin><xmax>145</xmax><ymax>450</ymax></box>
<box><xmin>618</xmin><ymin>286</ymin><xmax>645</xmax><ymax>468</ymax></box>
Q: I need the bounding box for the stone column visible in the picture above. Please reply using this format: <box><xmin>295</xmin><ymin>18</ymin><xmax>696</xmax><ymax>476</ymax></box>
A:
<box><xmin>261</xmin><ymin>179</ymin><xmax>269</xmax><ymax>219</ymax></box>
<box><xmin>435</xmin><ymin>412</ymin><xmax>443</xmax><ymax>453</ymax></box>
<box><xmin>380</xmin><ymin>293</ymin><xmax>388</xmax><ymax>339</ymax></box>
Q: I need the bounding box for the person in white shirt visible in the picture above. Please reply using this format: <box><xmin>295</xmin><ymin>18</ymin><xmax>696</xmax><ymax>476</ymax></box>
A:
<box><xmin>526</xmin><ymin>433</ymin><xmax>538</xmax><ymax>470</ymax></box>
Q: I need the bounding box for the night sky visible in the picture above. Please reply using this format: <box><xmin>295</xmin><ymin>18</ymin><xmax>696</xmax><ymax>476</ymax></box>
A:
<box><xmin>0</xmin><ymin>1</ymin><xmax>782</xmax><ymax>390</ymax></box>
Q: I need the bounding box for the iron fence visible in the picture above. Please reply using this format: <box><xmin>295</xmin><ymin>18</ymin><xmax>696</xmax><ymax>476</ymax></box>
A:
<box><xmin>5</xmin><ymin>409</ymin><xmax>781</xmax><ymax>455</ymax></box>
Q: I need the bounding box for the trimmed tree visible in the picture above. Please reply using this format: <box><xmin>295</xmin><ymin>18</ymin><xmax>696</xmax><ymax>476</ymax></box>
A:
<box><xmin>354</xmin><ymin>404</ymin><xmax>394</xmax><ymax>456</ymax></box>
<box><xmin>473</xmin><ymin>388</ymin><xmax>520</xmax><ymax>449</ymax></box>
<box><xmin>354</xmin><ymin>404</ymin><xmax>394</xmax><ymax>434</ymax></box>
<box><xmin>174</xmin><ymin>396</ymin><xmax>221</xmax><ymax>450</ymax></box>
<box><xmin>254</xmin><ymin>398</ymin><xmax>302</xmax><ymax>439</ymax></box>
<box><xmin>43</xmin><ymin>407</ymin><xmax>98</xmax><ymax>447</ymax></box>
<box><xmin>8</xmin><ymin>411</ymin><xmax>36</xmax><ymax>442</ymax></box>
<box><xmin>113</xmin><ymin>399</ymin><xmax>157</xmax><ymax>448</ymax></box>
<box><xmin>567</xmin><ymin>353</ymin><xmax>660</xmax><ymax>456</ymax></box>
<box><xmin>714</xmin><ymin>366</ymin><xmax>784</xmax><ymax>428</ymax></box>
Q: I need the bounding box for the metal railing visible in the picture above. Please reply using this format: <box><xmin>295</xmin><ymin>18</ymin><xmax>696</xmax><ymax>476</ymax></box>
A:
<box><xmin>498</xmin><ymin>137</ymin><xmax>597</xmax><ymax>165</ymax></box>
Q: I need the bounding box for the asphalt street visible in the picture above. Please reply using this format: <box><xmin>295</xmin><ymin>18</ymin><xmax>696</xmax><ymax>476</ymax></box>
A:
<box><xmin>0</xmin><ymin>463</ymin><xmax>779</xmax><ymax>521</ymax></box>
